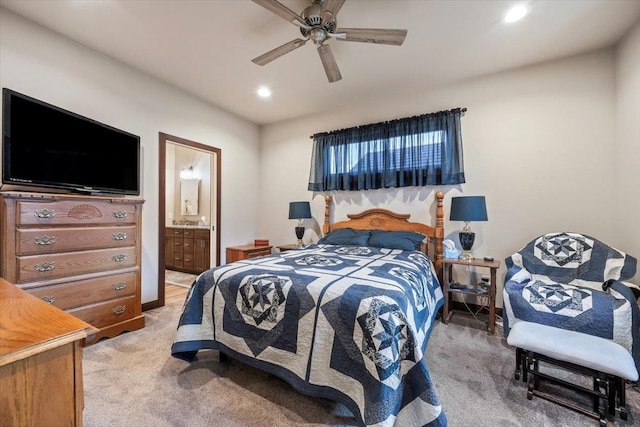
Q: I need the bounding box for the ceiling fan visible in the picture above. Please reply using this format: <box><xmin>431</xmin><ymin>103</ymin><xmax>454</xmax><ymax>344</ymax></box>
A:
<box><xmin>251</xmin><ymin>0</ymin><xmax>408</xmax><ymax>83</ymax></box>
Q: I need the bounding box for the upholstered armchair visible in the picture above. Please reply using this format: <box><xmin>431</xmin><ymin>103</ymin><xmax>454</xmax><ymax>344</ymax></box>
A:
<box><xmin>502</xmin><ymin>232</ymin><xmax>639</xmax><ymax>372</ymax></box>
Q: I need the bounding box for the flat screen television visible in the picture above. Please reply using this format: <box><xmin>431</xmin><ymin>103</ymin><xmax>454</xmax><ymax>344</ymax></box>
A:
<box><xmin>2</xmin><ymin>88</ymin><xmax>140</xmax><ymax>196</ymax></box>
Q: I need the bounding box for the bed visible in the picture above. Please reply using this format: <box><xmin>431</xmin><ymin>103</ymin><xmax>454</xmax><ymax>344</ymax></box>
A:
<box><xmin>171</xmin><ymin>192</ymin><xmax>447</xmax><ymax>427</ymax></box>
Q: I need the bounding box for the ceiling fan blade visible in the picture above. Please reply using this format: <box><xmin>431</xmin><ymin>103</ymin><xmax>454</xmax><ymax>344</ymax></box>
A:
<box><xmin>252</xmin><ymin>38</ymin><xmax>308</xmax><ymax>66</ymax></box>
<box><xmin>252</xmin><ymin>0</ymin><xmax>306</xmax><ymax>27</ymax></box>
<box><xmin>317</xmin><ymin>44</ymin><xmax>342</xmax><ymax>83</ymax></box>
<box><xmin>334</xmin><ymin>28</ymin><xmax>408</xmax><ymax>46</ymax></box>
<box><xmin>321</xmin><ymin>0</ymin><xmax>345</xmax><ymax>26</ymax></box>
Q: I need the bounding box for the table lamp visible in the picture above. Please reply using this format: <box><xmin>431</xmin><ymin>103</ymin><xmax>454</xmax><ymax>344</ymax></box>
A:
<box><xmin>288</xmin><ymin>201</ymin><xmax>312</xmax><ymax>247</ymax></box>
<box><xmin>449</xmin><ymin>196</ymin><xmax>488</xmax><ymax>262</ymax></box>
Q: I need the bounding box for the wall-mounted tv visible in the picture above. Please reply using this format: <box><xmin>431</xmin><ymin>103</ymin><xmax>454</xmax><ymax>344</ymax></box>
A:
<box><xmin>2</xmin><ymin>88</ymin><xmax>140</xmax><ymax>196</ymax></box>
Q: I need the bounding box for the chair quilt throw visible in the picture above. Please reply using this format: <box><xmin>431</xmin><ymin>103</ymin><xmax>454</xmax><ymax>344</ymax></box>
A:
<box><xmin>503</xmin><ymin>232</ymin><xmax>639</xmax><ymax>373</ymax></box>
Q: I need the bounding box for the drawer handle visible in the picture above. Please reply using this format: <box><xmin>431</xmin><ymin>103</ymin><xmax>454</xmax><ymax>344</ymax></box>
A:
<box><xmin>112</xmin><ymin>282</ymin><xmax>127</xmax><ymax>291</ymax></box>
<box><xmin>34</xmin><ymin>261</ymin><xmax>56</xmax><ymax>272</ymax></box>
<box><xmin>113</xmin><ymin>210</ymin><xmax>128</xmax><ymax>219</ymax></box>
<box><xmin>112</xmin><ymin>254</ymin><xmax>127</xmax><ymax>262</ymax></box>
<box><xmin>112</xmin><ymin>232</ymin><xmax>128</xmax><ymax>241</ymax></box>
<box><xmin>34</xmin><ymin>209</ymin><xmax>56</xmax><ymax>218</ymax></box>
<box><xmin>41</xmin><ymin>295</ymin><xmax>55</xmax><ymax>304</ymax></box>
<box><xmin>112</xmin><ymin>305</ymin><xmax>126</xmax><ymax>315</ymax></box>
<box><xmin>34</xmin><ymin>235</ymin><xmax>56</xmax><ymax>246</ymax></box>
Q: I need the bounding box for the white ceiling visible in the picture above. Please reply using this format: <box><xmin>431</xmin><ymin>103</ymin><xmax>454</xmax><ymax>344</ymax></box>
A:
<box><xmin>2</xmin><ymin>0</ymin><xmax>639</xmax><ymax>125</ymax></box>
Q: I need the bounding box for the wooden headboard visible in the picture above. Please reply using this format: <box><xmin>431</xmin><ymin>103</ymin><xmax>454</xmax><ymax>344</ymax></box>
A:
<box><xmin>322</xmin><ymin>191</ymin><xmax>445</xmax><ymax>279</ymax></box>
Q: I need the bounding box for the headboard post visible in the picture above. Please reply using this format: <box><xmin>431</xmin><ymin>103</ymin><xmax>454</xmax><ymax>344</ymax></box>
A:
<box><xmin>434</xmin><ymin>191</ymin><xmax>445</xmax><ymax>282</ymax></box>
<box><xmin>323</xmin><ymin>195</ymin><xmax>331</xmax><ymax>236</ymax></box>
<box><xmin>435</xmin><ymin>191</ymin><xmax>444</xmax><ymax>260</ymax></box>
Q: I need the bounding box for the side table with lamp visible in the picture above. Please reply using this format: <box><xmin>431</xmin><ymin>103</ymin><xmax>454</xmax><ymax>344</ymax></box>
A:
<box><xmin>444</xmin><ymin>195</ymin><xmax>499</xmax><ymax>334</ymax></box>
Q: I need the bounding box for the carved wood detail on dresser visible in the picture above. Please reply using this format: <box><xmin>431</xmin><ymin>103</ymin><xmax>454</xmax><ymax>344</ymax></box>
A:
<box><xmin>0</xmin><ymin>191</ymin><xmax>145</xmax><ymax>343</ymax></box>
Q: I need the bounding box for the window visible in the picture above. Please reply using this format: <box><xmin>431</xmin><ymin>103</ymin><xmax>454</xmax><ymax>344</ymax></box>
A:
<box><xmin>308</xmin><ymin>109</ymin><xmax>465</xmax><ymax>191</ymax></box>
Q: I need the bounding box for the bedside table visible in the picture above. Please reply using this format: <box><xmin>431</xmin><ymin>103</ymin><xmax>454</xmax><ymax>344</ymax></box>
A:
<box><xmin>442</xmin><ymin>258</ymin><xmax>500</xmax><ymax>334</ymax></box>
<box><xmin>226</xmin><ymin>244</ymin><xmax>272</xmax><ymax>263</ymax></box>
<box><xmin>277</xmin><ymin>244</ymin><xmax>302</xmax><ymax>252</ymax></box>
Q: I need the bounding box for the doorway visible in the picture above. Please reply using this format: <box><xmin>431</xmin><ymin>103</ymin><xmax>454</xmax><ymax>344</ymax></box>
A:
<box><xmin>157</xmin><ymin>132</ymin><xmax>221</xmax><ymax>308</ymax></box>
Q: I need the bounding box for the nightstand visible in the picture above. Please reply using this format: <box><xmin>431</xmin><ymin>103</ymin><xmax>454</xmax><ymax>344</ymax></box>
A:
<box><xmin>226</xmin><ymin>244</ymin><xmax>272</xmax><ymax>263</ymax></box>
<box><xmin>277</xmin><ymin>244</ymin><xmax>302</xmax><ymax>252</ymax></box>
<box><xmin>442</xmin><ymin>258</ymin><xmax>500</xmax><ymax>334</ymax></box>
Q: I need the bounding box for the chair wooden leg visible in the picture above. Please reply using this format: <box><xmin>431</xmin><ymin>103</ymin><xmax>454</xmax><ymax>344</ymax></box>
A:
<box><xmin>514</xmin><ymin>347</ymin><xmax>522</xmax><ymax>381</ymax></box>
<box><xmin>618</xmin><ymin>378</ymin><xmax>628</xmax><ymax>421</ymax></box>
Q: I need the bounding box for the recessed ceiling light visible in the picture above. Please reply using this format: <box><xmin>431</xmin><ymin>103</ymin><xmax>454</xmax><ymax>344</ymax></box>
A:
<box><xmin>257</xmin><ymin>87</ymin><xmax>271</xmax><ymax>98</ymax></box>
<box><xmin>503</xmin><ymin>5</ymin><xmax>529</xmax><ymax>23</ymax></box>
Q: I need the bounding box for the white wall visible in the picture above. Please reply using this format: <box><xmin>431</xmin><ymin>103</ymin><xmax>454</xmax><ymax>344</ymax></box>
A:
<box><xmin>260</xmin><ymin>49</ymin><xmax>625</xmax><ymax>305</ymax></box>
<box><xmin>0</xmin><ymin>9</ymin><xmax>261</xmax><ymax>303</ymax></box>
<box><xmin>615</xmin><ymin>21</ymin><xmax>640</xmax><ymax>263</ymax></box>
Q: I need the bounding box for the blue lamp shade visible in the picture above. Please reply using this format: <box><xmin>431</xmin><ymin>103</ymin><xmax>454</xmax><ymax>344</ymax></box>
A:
<box><xmin>449</xmin><ymin>196</ymin><xmax>488</xmax><ymax>222</ymax></box>
<box><xmin>288</xmin><ymin>201</ymin><xmax>312</xmax><ymax>220</ymax></box>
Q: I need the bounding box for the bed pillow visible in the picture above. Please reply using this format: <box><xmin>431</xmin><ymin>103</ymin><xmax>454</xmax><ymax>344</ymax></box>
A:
<box><xmin>368</xmin><ymin>230</ymin><xmax>425</xmax><ymax>251</ymax></box>
<box><xmin>318</xmin><ymin>228</ymin><xmax>371</xmax><ymax>246</ymax></box>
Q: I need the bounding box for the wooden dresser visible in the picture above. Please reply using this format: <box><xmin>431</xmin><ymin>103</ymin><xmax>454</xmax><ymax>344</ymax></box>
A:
<box><xmin>165</xmin><ymin>226</ymin><xmax>210</xmax><ymax>274</ymax></box>
<box><xmin>0</xmin><ymin>277</ymin><xmax>97</xmax><ymax>427</ymax></box>
<box><xmin>0</xmin><ymin>191</ymin><xmax>144</xmax><ymax>342</ymax></box>
<box><xmin>226</xmin><ymin>244</ymin><xmax>272</xmax><ymax>263</ymax></box>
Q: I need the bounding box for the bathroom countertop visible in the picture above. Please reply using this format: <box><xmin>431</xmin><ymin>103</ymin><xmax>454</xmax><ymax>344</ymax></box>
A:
<box><xmin>166</xmin><ymin>224</ymin><xmax>210</xmax><ymax>230</ymax></box>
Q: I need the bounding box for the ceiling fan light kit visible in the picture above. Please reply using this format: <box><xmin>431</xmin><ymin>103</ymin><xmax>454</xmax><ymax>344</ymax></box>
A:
<box><xmin>251</xmin><ymin>0</ymin><xmax>408</xmax><ymax>83</ymax></box>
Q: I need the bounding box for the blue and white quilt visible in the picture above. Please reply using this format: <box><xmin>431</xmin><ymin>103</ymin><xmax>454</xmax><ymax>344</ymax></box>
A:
<box><xmin>172</xmin><ymin>244</ymin><xmax>446</xmax><ymax>427</ymax></box>
<box><xmin>503</xmin><ymin>232</ymin><xmax>639</xmax><ymax>372</ymax></box>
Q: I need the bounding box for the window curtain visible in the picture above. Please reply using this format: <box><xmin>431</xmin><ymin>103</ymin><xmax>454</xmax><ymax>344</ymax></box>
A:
<box><xmin>308</xmin><ymin>108</ymin><xmax>466</xmax><ymax>191</ymax></box>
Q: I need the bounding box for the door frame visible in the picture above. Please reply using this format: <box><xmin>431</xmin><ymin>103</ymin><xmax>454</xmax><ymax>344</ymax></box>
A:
<box><xmin>152</xmin><ymin>132</ymin><xmax>221</xmax><ymax>309</ymax></box>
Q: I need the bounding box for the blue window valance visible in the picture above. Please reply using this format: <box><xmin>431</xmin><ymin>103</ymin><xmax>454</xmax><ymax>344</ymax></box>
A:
<box><xmin>308</xmin><ymin>108</ymin><xmax>466</xmax><ymax>191</ymax></box>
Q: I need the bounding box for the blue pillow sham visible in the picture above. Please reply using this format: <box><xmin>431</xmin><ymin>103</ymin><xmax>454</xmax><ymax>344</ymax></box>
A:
<box><xmin>318</xmin><ymin>228</ymin><xmax>371</xmax><ymax>246</ymax></box>
<box><xmin>368</xmin><ymin>230</ymin><xmax>425</xmax><ymax>251</ymax></box>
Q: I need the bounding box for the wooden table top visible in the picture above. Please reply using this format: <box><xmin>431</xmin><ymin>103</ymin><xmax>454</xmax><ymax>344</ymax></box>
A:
<box><xmin>0</xmin><ymin>278</ymin><xmax>97</xmax><ymax>366</ymax></box>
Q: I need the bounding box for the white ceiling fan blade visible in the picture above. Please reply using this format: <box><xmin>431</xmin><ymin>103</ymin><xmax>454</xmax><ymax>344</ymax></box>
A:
<box><xmin>252</xmin><ymin>38</ymin><xmax>308</xmax><ymax>66</ymax></box>
<box><xmin>334</xmin><ymin>28</ymin><xmax>408</xmax><ymax>46</ymax></box>
<box><xmin>321</xmin><ymin>0</ymin><xmax>345</xmax><ymax>26</ymax></box>
<box><xmin>252</xmin><ymin>0</ymin><xmax>307</xmax><ymax>27</ymax></box>
<box><xmin>317</xmin><ymin>44</ymin><xmax>342</xmax><ymax>83</ymax></box>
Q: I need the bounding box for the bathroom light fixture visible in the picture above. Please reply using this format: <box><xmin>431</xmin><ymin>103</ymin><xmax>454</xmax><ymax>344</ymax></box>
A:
<box><xmin>180</xmin><ymin>166</ymin><xmax>195</xmax><ymax>179</ymax></box>
<box><xmin>257</xmin><ymin>86</ymin><xmax>271</xmax><ymax>98</ymax></box>
<box><xmin>503</xmin><ymin>5</ymin><xmax>528</xmax><ymax>23</ymax></box>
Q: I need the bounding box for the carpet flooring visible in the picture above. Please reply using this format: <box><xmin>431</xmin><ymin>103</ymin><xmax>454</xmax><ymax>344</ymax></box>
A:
<box><xmin>83</xmin><ymin>297</ymin><xmax>639</xmax><ymax>426</ymax></box>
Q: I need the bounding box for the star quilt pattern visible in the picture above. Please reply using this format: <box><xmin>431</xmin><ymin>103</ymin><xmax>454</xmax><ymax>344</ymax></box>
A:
<box><xmin>172</xmin><ymin>244</ymin><xmax>445</xmax><ymax>427</ymax></box>
<box><xmin>503</xmin><ymin>232</ymin><xmax>639</xmax><ymax>372</ymax></box>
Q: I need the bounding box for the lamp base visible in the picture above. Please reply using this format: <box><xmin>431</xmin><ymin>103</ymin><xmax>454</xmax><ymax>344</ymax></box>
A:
<box><xmin>295</xmin><ymin>226</ymin><xmax>305</xmax><ymax>248</ymax></box>
<box><xmin>458</xmin><ymin>230</ymin><xmax>476</xmax><ymax>262</ymax></box>
<box><xmin>459</xmin><ymin>250</ymin><xmax>474</xmax><ymax>262</ymax></box>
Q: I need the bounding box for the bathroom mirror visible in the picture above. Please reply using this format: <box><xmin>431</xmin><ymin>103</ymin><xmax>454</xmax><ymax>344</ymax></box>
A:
<box><xmin>180</xmin><ymin>178</ymin><xmax>199</xmax><ymax>215</ymax></box>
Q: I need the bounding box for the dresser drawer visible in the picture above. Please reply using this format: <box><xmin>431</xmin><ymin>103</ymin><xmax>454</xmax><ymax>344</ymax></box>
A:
<box><xmin>17</xmin><ymin>226</ymin><xmax>136</xmax><ymax>255</ymax></box>
<box><xmin>183</xmin><ymin>255</ymin><xmax>194</xmax><ymax>271</ymax></box>
<box><xmin>69</xmin><ymin>295</ymin><xmax>137</xmax><ymax>329</ymax></box>
<box><xmin>183</xmin><ymin>229</ymin><xmax>194</xmax><ymax>238</ymax></box>
<box><xmin>16</xmin><ymin>200</ymin><xmax>137</xmax><ymax>226</ymax></box>
<box><xmin>17</xmin><ymin>247</ymin><xmax>136</xmax><ymax>283</ymax></box>
<box><xmin>173</xmin><ymin>238</ymin><xmax>184</xmax><ymax>252</ymax></box>
<box><xmin>183</xmin><ymin>239</ymin><xmax>194</xmax><ymax>254</ymax></box>
<box><xmin>246</xmin><ymin>248</ymin><xmax>272</xmax><ymax>258</ymax></box>
<box><xmin>27</xmin><ymin>271</ymin><xmax>137</xmax><ymax>310</ymax></box>
<box><xmin>168</xmin><ymin>228</ymin><xmax>184</xmax><ymax>238</ymax></box>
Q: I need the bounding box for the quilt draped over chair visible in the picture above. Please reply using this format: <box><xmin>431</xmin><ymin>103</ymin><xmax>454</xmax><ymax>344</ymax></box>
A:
<box><xmin>502</xmin><ymin>232</ymin><xmax>639</xmax><ymax>373</ymax></box>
